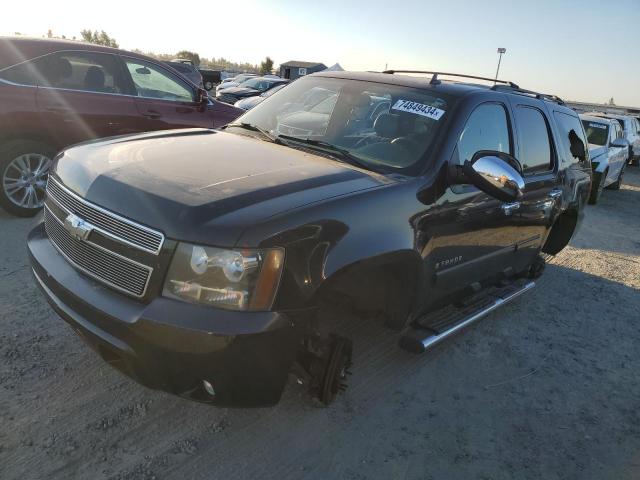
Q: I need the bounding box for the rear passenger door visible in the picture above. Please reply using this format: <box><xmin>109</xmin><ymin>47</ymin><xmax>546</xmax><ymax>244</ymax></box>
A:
<box><xmin>508</xmin><ymin>99</ymin><xmax>561</xmax><ymax>269</ymax></box>
<box><xmin>35</xmin><ymin>51</ymin><xmax>139</xmax><ymax>147</ymax></box>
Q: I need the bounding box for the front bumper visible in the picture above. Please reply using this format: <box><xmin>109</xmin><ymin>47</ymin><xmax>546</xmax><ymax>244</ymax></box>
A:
<box><xmin>28</xmin><ymin>223</ymin><xmax>303</xmax><ymax>407</ymax></box>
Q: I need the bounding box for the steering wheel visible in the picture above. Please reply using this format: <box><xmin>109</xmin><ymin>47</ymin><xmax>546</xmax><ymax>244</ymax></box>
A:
<box><xmin>353</xmin><ymin>135</ymin><xmax>380</xmax><ymax>149</ymax></box>
<box><xmin>390</xmin><ymin>137</ymin><xmax>421</xmax><ymax>153</ymax></box>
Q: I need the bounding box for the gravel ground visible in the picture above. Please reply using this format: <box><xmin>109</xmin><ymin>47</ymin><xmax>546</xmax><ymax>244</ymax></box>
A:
<box><xmin>1</xmin><ymin>168</ymin><xmax>639</xmax><ymax>480</ymax></box>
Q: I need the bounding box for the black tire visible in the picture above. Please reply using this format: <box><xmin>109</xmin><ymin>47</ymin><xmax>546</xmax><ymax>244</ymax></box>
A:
<box><xmin>632</xmin><ymin>155</ymin><xmax>639</xmax><ymax>167</ymax></box>
<box><xmin>204</xmin><ymin>81</ymin><xmax>214</xmax><ymax>91</ymax></box>
<box><xmin>0</xmin><ymin>140</ymin><xmax>56</xmax><ymax>217</ymax></box>
<box><xmin>527</xmin><ymin>254</ymin><xmax>546</xmax><ymax>279</ymax></box>
<box><xmin>319</xmin><ymin>336</ymin><xmax>352</xmax><ymax>405</ymax></box>
<box><xmin>588</xmin><ymin>170</ymin><xmax>606</xmax><ymax>205</ymax></box>
<box><xmin>606</xmin><ymin>165</ymin><xmax>625</xmax><ymax>191</ymax></box>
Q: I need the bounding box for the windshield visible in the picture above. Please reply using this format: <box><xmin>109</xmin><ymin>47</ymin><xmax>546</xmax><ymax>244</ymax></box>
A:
<box><xmin>235</xmin><ymin>74</ymin><xmax>255</xmax><ymax>83</ymax></box>
<box><xmin>240</xmin><ymin>78</ymin><xmax>275</xmax><ymax>91</ymax></box>
<box><xmin>234</xmin><ymin>76</ymin><xmax>449</xmax><ymax>174</ymax></box>
<box><xmin>582</xmin><ymin>120</ymin><xmax>609</xmax><ymax>146</ymax></box>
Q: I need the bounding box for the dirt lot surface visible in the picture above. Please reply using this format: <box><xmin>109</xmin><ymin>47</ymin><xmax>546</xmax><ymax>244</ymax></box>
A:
<box><xmin>1</xmin><ymin>168</ymin><xmax>639</xmax><ymax>480</ymax></box>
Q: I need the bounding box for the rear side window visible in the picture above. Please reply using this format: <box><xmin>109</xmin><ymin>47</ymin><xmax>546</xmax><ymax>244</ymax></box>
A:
<box><xmin>554</xmin><ymin>112</ymin><xmax>587</xmax><ymax>163</ymax></box>
<box><xmin>39</xmin><ymin>52</ymin><xmax>125</xmax><ymax>94</ymax></box>
<box><xmin>455</xmin><ymin>103</ymin><xmax>511</xmax><ymax>165</ymax></box>
<box><xmin>514</xmin><ymin>106</ymin><xmax>553</xmax><ymax>174</ymax></box>
<box><xmin>0</xmin><ymin>57</ymin><xmax>48</xmax><ymax>86</ymax></box>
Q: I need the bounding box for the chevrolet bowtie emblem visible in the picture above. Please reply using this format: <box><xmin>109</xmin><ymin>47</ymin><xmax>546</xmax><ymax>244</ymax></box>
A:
<box><xmin>63</xmin><ymin>213</ymin><xmax>93</xmax><ymax>241</ymax></box>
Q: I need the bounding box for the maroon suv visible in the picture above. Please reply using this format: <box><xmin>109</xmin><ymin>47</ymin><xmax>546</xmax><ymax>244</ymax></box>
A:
<box><xmin>0</xmin><ymin>37</ymin><xmax>243</xmax><ymax>216</ymax></box>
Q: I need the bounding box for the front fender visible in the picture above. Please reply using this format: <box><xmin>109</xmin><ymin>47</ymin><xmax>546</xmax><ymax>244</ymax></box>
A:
<box><xmin>235</xmin><ymin>180</ymin><xmax>425</xmax><ymax>311</ymax></box>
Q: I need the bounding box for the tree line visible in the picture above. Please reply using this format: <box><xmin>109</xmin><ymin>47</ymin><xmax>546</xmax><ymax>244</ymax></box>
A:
<box><xmin>39</xmin><ymin>29</ymin><xmax>275</xmax><ymax>74</ymax></box>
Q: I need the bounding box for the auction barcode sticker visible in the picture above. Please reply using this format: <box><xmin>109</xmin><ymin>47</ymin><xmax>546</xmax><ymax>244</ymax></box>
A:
<box><xmin>589</xmin><ymin>122</ymin><xmax>607</xmax><ymax>129</ymax></box>
<box><xmin>392</xmin><ymin>100</ymin><xmax>445</xmax><ymax>120</ymax></box>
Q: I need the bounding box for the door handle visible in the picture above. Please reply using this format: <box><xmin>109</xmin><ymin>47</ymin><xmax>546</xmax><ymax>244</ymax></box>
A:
<box><xmin>143</xmin><ymin>110</ymin><xmax>162</xmax><ymax>119</ymax></box>
<box><xmin>44</xmin><ymin>106</ymin><xmax>73</xmax><ymax>114</ymax></box>
<box><xmin>501</xmin><ymin>202</ymin><xmax>520</xmax><ymax>215</ymax></box>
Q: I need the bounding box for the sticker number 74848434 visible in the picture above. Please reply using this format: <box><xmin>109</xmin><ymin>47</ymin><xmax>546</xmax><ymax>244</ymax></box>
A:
<box><xmin>391</xmin><ymin>100</ymin><xmax>445</xmax><ymax>120</ymax></box>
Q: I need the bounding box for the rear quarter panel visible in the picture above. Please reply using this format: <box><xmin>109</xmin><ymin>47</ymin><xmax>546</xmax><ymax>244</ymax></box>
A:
<box><xmin>0</xmin><ymin>82</ymin><xmax>40</xmax><ymax>145</ymax></box>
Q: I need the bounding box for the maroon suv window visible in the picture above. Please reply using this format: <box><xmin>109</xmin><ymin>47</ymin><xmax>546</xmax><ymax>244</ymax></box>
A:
<box><xmin>0</xmin><ymin>51</ymin><xmax>125</xmax><ymax>95</ymax></box>
<box><xmin>39</xmin><ymin>52</ymin><xmax>125</xmax><ymax>94</ymax></box>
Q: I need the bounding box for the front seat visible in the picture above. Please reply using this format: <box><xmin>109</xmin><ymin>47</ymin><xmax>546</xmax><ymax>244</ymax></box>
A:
<box><xmin>84</xmin><ymin>66</ymin><xmax>107</xmax><ymax>92</ymax></box>
<box><xmin>43</xmin><ymin>57</ymin><xmax>72</xmax><ymax>87</ymax></box>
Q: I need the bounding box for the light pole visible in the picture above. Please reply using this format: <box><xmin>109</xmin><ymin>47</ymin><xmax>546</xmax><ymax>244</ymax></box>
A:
<box><xmin>495</xmin><ymin>48</ymin><xmax>506</xmax><ymax>82</ymax></box>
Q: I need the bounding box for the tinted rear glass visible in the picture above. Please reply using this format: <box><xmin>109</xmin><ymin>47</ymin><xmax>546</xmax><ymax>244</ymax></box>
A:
<box><xmin>581</xmin><ymin>120</ymin><xmax>608</xmax><ymax>146</ymax></box>
<box><xmin>514</xmin><ymin>106</ymin><xmax>553</xmax><ymax>174</ymax></box>
<box><xmin>554</xmin><ymin>112</ymin><xmax>587</xmax><ymax>163</ymax></box>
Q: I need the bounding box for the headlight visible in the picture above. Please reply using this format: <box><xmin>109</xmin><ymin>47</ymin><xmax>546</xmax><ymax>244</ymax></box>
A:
<box><xmin>163</xmin><ymin>243</ymin><xmax>284</xmax><ymax>311</ymax></box>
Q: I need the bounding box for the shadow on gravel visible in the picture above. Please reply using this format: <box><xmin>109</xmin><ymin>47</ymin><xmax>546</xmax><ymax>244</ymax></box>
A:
<box><xmin>574</xmin><ymin>169</ymin><xmax>640</xmax><ymax>257</ymax></box>
<box><xmin>2</xmin><ymin>259</ymin><xmax>640</xmax><ymax>480</ymax></box>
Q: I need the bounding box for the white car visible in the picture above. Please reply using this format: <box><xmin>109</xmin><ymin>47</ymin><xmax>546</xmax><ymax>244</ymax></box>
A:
<box><xmin>589</xmin><ymin>113</ymin><xmax>640</xmax><ymax>166</ymax></box>
<box><xmin>580</xmin><ymin>114</ymin><xmax>629</xmax><ymax>203</ymax></box>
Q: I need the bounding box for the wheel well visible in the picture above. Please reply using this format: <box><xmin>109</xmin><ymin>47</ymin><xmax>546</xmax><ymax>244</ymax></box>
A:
<box><xmin>313</xmin><ymin>252</ymin><xmax>422</xmax><ymax>329</ymax></box>
<box><xmin>542</xmin><ymin>208</ymin><xmax>578</xmax><ymax>255</ymax></box>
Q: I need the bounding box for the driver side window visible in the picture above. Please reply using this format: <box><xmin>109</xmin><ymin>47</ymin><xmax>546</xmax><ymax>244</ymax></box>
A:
<box><xmin>123</xmin><ymin>58</ymin><xmax>194</xmax><ymax>102</ymax></box>
<box><xmin>455</xmin><ymin>103</ymin><xmax>511</xmax><ymax>165</ymax></box>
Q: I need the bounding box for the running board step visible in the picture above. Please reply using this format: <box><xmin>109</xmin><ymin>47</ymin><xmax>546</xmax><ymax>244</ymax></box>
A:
<box><xmin>399</xmin><ymin>280</ymin><xmax>535</xmax><ymax>354</ymax></box>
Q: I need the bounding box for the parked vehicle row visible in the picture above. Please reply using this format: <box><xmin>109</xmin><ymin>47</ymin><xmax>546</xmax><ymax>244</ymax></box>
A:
<box><xmin>580</xmin><ymin>114</ymin><xmax>629</xmax><ymax>203</ymax></box>
<box><xmin>26</xmin><ymin>68</ymin><xmax>592</xmax><ymax>407</ymax></box>
<box><xmin>215</xmin><ymin>73</ymin><xmax>258</xmax><ymax>94</ymax></box>
<box><xmin>589</xmin><ymin>112</ymin><xmax>640</xmax><ymax>167</ymax></box>
<box><xmin>216</xmin><ymin>76</ymin><xmax>289</xmax><ymax>104</ymax></box>
<box><xmin>0</xmin><ymin>37</ymin><xmax>243</xmax><ymax>216</ymax></box>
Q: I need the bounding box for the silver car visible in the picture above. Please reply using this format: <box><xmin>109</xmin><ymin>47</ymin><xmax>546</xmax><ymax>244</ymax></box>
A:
<box><xmin>589</xmin><ymin>113</ymin><xmax>640</xmax><ymax>166</ymax></box>
<box><xmin>580</xmin><ymin>114</ymin><xmax>629</xmax><ymax>204</ymax></box>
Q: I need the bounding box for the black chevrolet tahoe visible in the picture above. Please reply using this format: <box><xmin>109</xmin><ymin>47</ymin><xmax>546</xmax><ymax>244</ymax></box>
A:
<box><xmin>27</xmin><ymin>70</ymin><xmax>592</xmax><ymax>407</ymax></box>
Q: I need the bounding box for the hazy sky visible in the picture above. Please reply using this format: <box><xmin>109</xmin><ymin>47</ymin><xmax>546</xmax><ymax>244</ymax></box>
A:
<box><xmin>3</xmin><ymin>0</ymin><xmax>639</xmax><ymax>106</ymax></box>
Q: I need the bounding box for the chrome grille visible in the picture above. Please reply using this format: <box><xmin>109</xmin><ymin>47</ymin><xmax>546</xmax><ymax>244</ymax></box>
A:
<box><xmin>44</xmin><ymin>206</ymin><xmax>152</xmax><ymax>298</ymax></box>
<box><xmin>46</xmin><ymin>177</ymin><xmax>164</xmax><ymax>254</ymax></box>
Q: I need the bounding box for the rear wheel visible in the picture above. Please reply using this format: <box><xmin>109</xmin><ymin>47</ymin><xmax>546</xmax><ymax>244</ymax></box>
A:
<box><xmin>588</xmin><ymin>170</ymin><xmax>606</xmax><ymax>205</ymax></box>
<box><xmin>204</xmin><ymin>81</ymin><xmax>214</xmax><ymax>91</ymax></box>
<box><xmin>0</xmin><ymin>140</ymin><xmax>55</xmax><ymax>217</ymax></box>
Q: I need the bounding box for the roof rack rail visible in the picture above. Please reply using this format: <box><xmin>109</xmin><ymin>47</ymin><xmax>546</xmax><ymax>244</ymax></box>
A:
<box><xmin>490</xmin><ymin>84</ymin><xmax>565</xmax><ymax>105</ymax></box>
<box><xmin>381</xmin><ymin>70</ymin><xmax>520</xmax><ymax>88</ymax></box>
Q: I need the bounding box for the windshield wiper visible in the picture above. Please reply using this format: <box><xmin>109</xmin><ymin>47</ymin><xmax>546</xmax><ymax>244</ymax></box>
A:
<box><xmin>276</xmin><ymin>135</ymin><xmax>373</xmax><ymax>171</ymax></box>
<box><xmin>225</xmin><ymin>122</ymin><xmax>278</xmax><ymax>143</ymax></box>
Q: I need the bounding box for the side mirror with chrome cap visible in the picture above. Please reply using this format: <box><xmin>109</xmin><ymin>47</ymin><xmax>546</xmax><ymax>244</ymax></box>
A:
<box><xmin>462</xmin><ymin>150</ymin><xmax>525</xmax><ymax>202</ymax></box>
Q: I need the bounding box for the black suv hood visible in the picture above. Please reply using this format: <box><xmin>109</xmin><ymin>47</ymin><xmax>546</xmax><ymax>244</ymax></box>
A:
<box><xmin>52</xmin><ymin>129</ymin><xmax>392</xmax><ymax>246</ymax></box>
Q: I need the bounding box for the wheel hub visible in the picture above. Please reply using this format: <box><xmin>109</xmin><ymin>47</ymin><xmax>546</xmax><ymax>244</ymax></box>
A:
<box><xmin>2</xmin><ymin>153</ymin><xmax>51</xmax><ymax>209</ymax></box>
